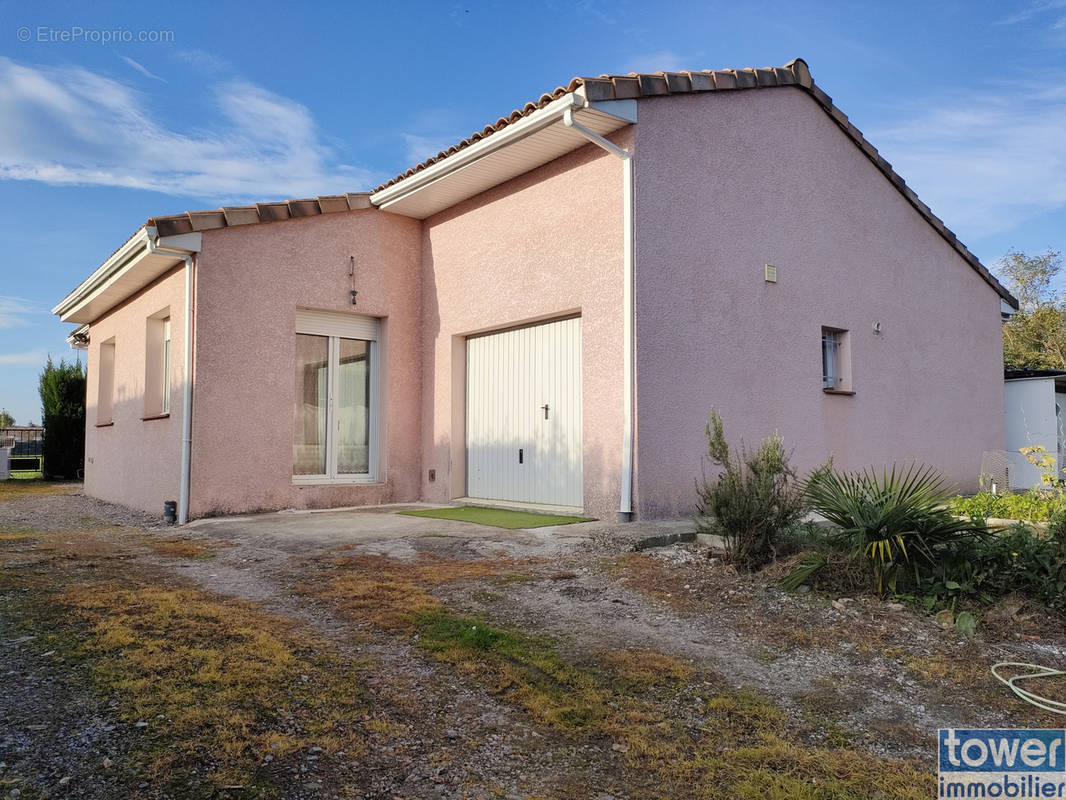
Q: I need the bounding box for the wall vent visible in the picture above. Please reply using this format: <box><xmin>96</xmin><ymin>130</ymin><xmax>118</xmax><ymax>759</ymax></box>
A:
<box><xmin>764</xmin><ymin>264</ymin><xmax>777</xmax><ymax>283</ymax></box>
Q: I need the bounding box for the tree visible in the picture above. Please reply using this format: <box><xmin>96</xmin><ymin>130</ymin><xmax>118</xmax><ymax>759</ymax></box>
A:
<box><xmin>38</xmin><ymin>357</ymin><xmax>86</xmax><ymax>479</ymax></box>
<box><xmin>999</xmin><ymin>249</ymin><xmax>1066</xmax><ymax>370</ymax></box>
<box><xmin>0</xmin><ymin>409</ymin><xmax>13</xmax><ymax>428</ymax></box>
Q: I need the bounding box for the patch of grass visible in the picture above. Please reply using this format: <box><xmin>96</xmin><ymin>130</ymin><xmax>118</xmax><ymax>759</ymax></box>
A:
<box><xmin>311</xmin><ymin>554</ymin><xmax>934</xmax><ymax>799</ymax></box>
<box><xmin>0</xmin><ymin>480</ymin><xmax>74</xmax><ymax>501</ymax></box>
<box><xmin>894</xmin><ymin>648</ymin><xmax>992</xmax><ymax>690</ymax></box>
<box><xmin>398</xmin><ymin>505</ymin><xmax>593</xmax><ymax>529</ymax></box>
<box><xmin>0</xmin><ymin>528</ymin><xmax>373</xmax><ymax>798</ymax></box>
<box><xmin>604</xmin><ymin>552</ymin><xmax>683</xmax><ymax>604</ymax></box>
<box><xmin>803</xmin><ymin>711</ymin><xmax>853</xmax><ymax>748</ymax></box>
<box><xmin>64</xmin><ymin>583</ymin><xmax>370</xmax><ymax>787</ymax></box>
<box><xmin>145</xmin><ymin>536</ymin><xmax>218</xmax><ymax>560</ymax></box>
<box><xmin>315</xmin><ymin>553</ymin><xmax>529</xmax><ymax>629</ymax></box>
<box><xmin>415</xmin><ymin>609</ymin><xmax>930</xmax><ymax>798</ymax></box>
<box><xmin>597</xmin><ymin>648</ymin><xmax>694</xmax><ymax>686</ymax></box>
<box><xmin>0</xmin><ymin>531</ymin><xmax>35</xmax><ymax>541</ymax></box>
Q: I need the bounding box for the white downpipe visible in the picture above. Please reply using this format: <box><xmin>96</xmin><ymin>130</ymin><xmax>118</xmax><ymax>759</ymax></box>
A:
<box><xmin>147</xmin><ymin>238</ymin><xmax>195</xmax><ymax>525</ymax></box>
<box><xmin>562</xmin><ymin>108</ymin><xmax>635</xmax><ymax>519</ymax></box>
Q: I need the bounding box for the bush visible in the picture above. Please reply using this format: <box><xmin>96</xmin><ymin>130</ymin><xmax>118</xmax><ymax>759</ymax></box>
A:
<box><xmin>695</xmin><ymin>411</ymin><xmax>807</xmax><ymax>571</ymax></box>
<box><xmin>799</xmin><ymin>463</ymin><xmax>988</xmax><ymax>593</ymax></box>
<box><xmin>949</xmin><ymin>489</ymin><xmax>1065</xmax><ymax>522</ymax></box>
<box><xmin>39</xmin><ymin>357</ymin><xmax>86</xmax><ymax>479</ymax></box>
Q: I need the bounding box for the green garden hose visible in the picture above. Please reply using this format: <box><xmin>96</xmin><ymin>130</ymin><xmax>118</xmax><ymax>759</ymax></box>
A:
<box><xmin>992</xmin><ymin>662</ymin><xmax>1066</xmax><ymax>715</ymax></box>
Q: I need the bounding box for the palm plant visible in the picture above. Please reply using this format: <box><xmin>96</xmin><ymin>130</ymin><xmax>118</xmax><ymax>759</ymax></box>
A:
<box><xmin>798</xmin><ymin>463</ymin><xmax>988</xmax><ymax>593</ymax></box>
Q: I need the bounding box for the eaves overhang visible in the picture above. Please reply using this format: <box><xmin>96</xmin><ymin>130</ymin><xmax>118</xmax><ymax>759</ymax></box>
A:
<box><xmin>51</xmin><ymin>227</ymin><xmax>202</xmax><ymax>324</ymax></box>
<box><xmin>370</xmin><ymin>92</ymin><xmax>638</xmax><ymax>220</ymax></box>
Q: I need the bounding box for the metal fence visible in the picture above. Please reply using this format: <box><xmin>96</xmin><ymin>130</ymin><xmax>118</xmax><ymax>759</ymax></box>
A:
<box><xmin>0</xmin><ymin>427</ymin><xmax>44</xmax><ymax>479</ymax></box>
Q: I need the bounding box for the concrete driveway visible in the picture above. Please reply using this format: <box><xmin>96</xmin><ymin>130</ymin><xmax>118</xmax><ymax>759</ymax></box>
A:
<box><xmin>183</xmin><ymin>503</ymin><xmax>695</xmax><ymax>561</ymax></box>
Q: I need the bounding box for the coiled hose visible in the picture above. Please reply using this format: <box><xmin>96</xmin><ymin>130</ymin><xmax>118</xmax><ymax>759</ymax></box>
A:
<box><xmin>992</xmin><ymin>662</ymin><xmax>1066</xmax><ymax>715</ymax></box>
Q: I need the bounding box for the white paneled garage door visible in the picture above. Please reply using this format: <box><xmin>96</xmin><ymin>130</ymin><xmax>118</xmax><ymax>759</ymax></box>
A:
<box><xmin>466</xmin><ymin>317</ymin><xmax>582</xmax><ymax>508</ymax></box>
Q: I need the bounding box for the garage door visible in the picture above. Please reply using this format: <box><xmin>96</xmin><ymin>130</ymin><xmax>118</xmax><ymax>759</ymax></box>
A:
<box><xmin>466</xmin><ymin>317</ymin><xmax>582</xmax><ymax>507</ymax></box>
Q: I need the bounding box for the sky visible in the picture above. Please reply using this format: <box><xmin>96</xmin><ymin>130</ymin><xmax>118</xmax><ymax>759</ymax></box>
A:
<box><xmin>0</xmin><ymin>0</ymin><xmax>1064</xmax><ymax>424</ymax></box>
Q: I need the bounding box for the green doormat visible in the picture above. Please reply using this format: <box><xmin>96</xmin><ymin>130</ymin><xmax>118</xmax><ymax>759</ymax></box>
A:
<box><xmin>399</xmin><ymin>506</ymin><xmax>593</xmax><ymax>530</ymax></box>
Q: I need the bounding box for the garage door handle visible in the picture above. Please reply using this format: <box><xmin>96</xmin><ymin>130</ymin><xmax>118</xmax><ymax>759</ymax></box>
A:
<box><xmin>518</xmin><ymin>448</ymin><xmax>523</xmax><ymax>464</ymax></box>
<box><xmin>542</xmin><ymin>404</ymin><xmax>550</xmax><ymax>419</ymax></box>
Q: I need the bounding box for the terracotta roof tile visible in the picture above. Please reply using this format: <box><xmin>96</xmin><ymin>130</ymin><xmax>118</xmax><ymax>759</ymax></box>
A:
<box><xmin>133</xmin><ymin>58</ymin><xmax>1013</xmax><ymax>307</ymax></box>
<box><xmin>146</xmin><ymin>192</ymin><xmax>373</xmax><ymax>236</ymax></box>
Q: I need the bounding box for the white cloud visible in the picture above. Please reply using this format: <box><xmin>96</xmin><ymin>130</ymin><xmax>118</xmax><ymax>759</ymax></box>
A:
<box><xmin>118</xmin><ymin>55</ymin><xmax>165</xmax><ymax>82</ymax></box>
<box><xmin>0</xmin><ymin>350</ymin><xmax>47</xmax><ymax>366</ymax></box>
<box><xmin>621</xmin><ymin>50</ymin><xmax>694</xmax><ymax>74</ymax></box>
<box><xmin>0</xmin><ymin>297</ymin><xmax>42</xmax><ymax>329</ymax></box>
<box><xmin>996</xmin><ymin>0</ymin><xmax>1066</xmax><ymax>25</ymax></box>
<box><xmin>868</xmin><ymin>81</ymin><xmax>1066</xmax><ymax>240</ymax></box>
<box><xmin>400</xmin><ymin>132</ymin><xmax>462</xmax><ymax>166</ymax></box>
<box><xmin>172</xmin><ymin>49</ymin><xmax>233</xmax><ymax>76</ymax></box>
<box><xmin>0</xmin><ymin>56</ymin><xmax>383</xmax><ymax>201</ymax></box>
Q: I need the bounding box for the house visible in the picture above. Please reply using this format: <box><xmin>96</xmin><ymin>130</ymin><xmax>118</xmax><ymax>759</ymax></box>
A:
<box><xmin>53</xmin><ymin>58</ymin><xmax>1017</xmax><ymax>524</ymax></box>
<box><xmin>1004</xmin><ymin>369</ymin><xmax>1066</xmax><ymax>489</ymax></box>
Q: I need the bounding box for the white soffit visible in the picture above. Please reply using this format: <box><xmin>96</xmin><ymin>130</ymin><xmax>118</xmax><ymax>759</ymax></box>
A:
<box><xmin>53</xmin><ymin>229</ymin><xmax>202</xmax><ymax>324</ymax></box>
<box><xmin>372</xmin><ymin>98</ymin><xmax>637</xmax><ymax>220</ymax></box>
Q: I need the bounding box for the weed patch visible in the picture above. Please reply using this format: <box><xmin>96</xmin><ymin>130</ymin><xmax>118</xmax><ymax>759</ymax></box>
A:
<box><xmin>311</xmin><ymin>553</ymin><xmax>935</xmax><ymax>799</ymax></box>
<box><xmin>144</xmin><ymin>536</ymin><xmax>219</xmax><ymax>560</ymax></box>
<box><xmin>0</xmin><ymin>529</ymin><xmax>372</xmax><ymax>798</ymax></box>
<box><xmin>0</xmin><ymin>481</ymin><xmax>74</xmax><ymax>501</ymax></box>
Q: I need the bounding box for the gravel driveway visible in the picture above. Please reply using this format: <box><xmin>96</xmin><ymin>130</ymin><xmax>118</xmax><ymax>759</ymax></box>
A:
<box><xmin>3</xmin><ymin>485</ymin><xmax>1065</xmax><ymax>799</ymax></box>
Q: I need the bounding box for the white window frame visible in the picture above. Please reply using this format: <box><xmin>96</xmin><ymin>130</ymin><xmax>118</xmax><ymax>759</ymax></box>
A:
<box><xmin>97</xmin><ymin>337</ymin><xmax>116</xmax><ymax>425</ymax></box>
<box><xmin>144</xmin><ymin>309</ymin><xmax>171</xmax><ymax>418</ymax></box>
<box><xmin>821</xmin><ymin>326</ymin><xmax>852</xmax><ymax>392</ymax></box>
<box><xmin>293</xmin><ymin>310</ymin><xmax>381</xmax><ymax>485</ymax></box>
<box><xmin>161</xmin><ymin>318</ymin><xmax>171</xmax><ymax>414</ymax></box>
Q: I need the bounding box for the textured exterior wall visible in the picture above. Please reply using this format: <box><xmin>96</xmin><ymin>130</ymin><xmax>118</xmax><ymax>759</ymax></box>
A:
<box><xmin>83</xmin><ymin>267</ymin><xmax>186</xmax><ymax>515</ymax></box>
<box><xmin>631</xmin><ymin>87</ymin><xmax>1006</xmax><ymax>518</ymax></box>
<box><xmin>189</xmin><ymin>210</ymin><xmax>423</xmax><ymax>516</ymax></box>
<box><xmin>421</xmin><ymin>134</ymin><xmax>629</xmax><ymax>521</ymax></box>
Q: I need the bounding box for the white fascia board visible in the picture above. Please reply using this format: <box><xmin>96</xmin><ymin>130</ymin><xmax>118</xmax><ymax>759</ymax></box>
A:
<box><xmin>52</xmin><ymin>228</ymin><xmax>202</xmax><ymax>323</ymax></box>
<box><xmin>156</xmin><ymin>232</ymin><xmax>203</xmax><ymax>253</ymax></box>
<box><xmin>587</xmin><ymin>99</ymin><xmax>638</xmax><ymax>123</ymax></box>
<box><xmin>52</xmin><ymin>227</ymin><xmax>150</xmax><ymax>317</ymax></box>
<box><xmin>371</xmin><ymin>93</ymin><xmax>588</xmax><ymax>210</ymax></box>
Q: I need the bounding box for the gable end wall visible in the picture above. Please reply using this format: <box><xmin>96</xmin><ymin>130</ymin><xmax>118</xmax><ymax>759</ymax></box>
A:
<box><xmin>631</xmin><ymin>86</ymin><xmax>1005</xmax><ymax>518</ymax></box>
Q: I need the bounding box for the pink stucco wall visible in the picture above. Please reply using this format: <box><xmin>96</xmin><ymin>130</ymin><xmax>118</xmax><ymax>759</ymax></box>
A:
<box><xmin>631</xmin><ymin>86</ymin><xmax>1005</xmax><ymax>518</ymax></box>
<box><xmin>420</xmin><ymin>134</ymin><xmax>629</xmax><ymax>521</ymax></box>
<box><xmin>77</xmin><ymin>84</ymin><xmax>1006</xmax><ymax>524</ymax></box>
<box><xmin>188</xmin><ymin>210</ymin><xmax>423</xmax><ymax>516</ymax></box>
<box><xmin>84</xmin><ymin>268</ymin><xmax>186</xmax><ymax>515</ymax></box>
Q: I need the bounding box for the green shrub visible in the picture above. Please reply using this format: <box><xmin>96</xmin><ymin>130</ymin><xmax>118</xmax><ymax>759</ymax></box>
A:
<box><xmin>695</xmin><ymin>410</ymin><xmax>807</xmax><ymax>571</ymax></box>
<box><xmin>973</xmin><ymin>523</ymin><xmax>1066</xmax><ymax>612</ymax></box>
<box><xmin>904</xmin><ymin>520</ymin><xmax>1066</xmax><ymax>616</ymax></box>
<box><xmin>38</xmin><ymin>357</ymin><xmax>86</xmax><ymax>479</ymax></box>
<box><xmin>949</xmin><ymin>489</ymin><xmax>1066</xmax><ymax>522</ymax></box>
<box><xmin>798</xmin><ymin>463</ymin><xmax>988</xmax><ymax>593</ymax></box>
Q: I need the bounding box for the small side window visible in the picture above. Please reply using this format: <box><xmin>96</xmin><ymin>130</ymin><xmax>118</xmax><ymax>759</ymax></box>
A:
<box><xmin>98</xmin><ymin>338</ymin><xmax>116</xmax><ymax>425</ymax></box>
<box><xmin>821</xmin><ymin>327</ymin><xmax>852</xmax><ymax>393</ymax></box>
<box><xmin>144</xmin><ymin>310</ymin><xmax>171</xmax><ymax>418</ymax></box>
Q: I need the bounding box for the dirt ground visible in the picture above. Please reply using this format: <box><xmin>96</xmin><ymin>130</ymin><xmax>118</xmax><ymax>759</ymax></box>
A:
<box><xmin>3</xmin><ymin>483</ymin><xmax>1066</xmax><ymax>800</ymax></box>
